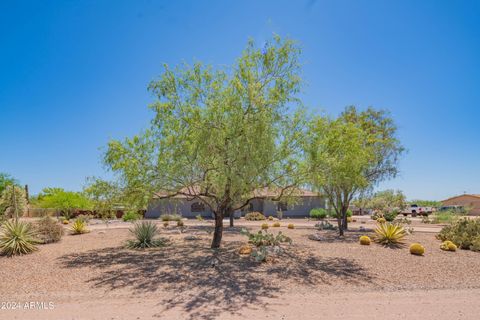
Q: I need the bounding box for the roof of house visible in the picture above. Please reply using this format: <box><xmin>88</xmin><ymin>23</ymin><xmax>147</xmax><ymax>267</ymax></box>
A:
<box><xmin>441</xmin><ymin>194</ymin><xmax>480</xmax><ymax>202</ymax></box>
<box><xmin>154</xmin><ymin>186</ymin><xmax>319</xmax><ymax>199</ymax></box>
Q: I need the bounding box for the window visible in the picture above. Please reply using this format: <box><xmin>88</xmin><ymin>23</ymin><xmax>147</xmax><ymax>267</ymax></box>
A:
<box><xmin>191</xmin><ymin>202</ymin><xmax>205</xmax><ymax>212</ymax></box>
<box><xmin>277</xmin><ymin>202</ymin><xmax>288</xmax><ymax>212</ymax></box>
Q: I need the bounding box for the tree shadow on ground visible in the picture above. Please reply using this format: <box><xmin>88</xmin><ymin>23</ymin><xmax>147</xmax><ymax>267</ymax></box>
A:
<box><xmin>58</xmin><ymin>238</ymin><xmax>373</xmax><ymax>320</ymax></box>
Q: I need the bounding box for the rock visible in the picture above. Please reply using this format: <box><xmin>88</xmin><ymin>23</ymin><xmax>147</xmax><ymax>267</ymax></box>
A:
<box><xmin>308</xmin><ymin>233</ymin><xmax>325</xmax><ymax>241</ymax></box>
<box><xmin>184</xmin><ymin>235</ymin><xmax>201</xmax><ymax>241</ymax></box>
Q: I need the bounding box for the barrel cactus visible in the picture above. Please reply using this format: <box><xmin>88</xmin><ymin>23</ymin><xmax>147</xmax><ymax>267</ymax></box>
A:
<box><xmin>261</xmin><ymin>223</ymin><xmax>269</xmax><ymax>230</ymax></box>
<box><xmin>440</xmin><ymin>240</ymin><xmax>457</xmax><ymax>252</ymax></box>
<box><xmin>287</xmin><ymin>224</ymin><xmax>295</xmax><ymax>229</ymax></box>
<box><xmin>273</xmin><ymin>222</ymin><xmax>281</xmax><ymax>227</ymax></box>
<box><xmin>359</xmin><ymin>235</ymin><xmax>371</xmax><ymax>245</ymax></box>
<box><xmin>238</xmin><ymin>245</ymin><xmax>253</xmax><ymax>255</ymax></box>
<box><xmin>409</xmin><ymin>243</ymin><xmax>425</xmax><ymax>256</ymax></box>
<box><xmin>377</xmin><ymin>217</ymin><xmax>386</xmax><ymax>224</ymax></box>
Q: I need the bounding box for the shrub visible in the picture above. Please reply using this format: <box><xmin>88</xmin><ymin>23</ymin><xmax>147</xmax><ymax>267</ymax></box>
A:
<box><xmin>272</xmin><ymin>222</ymin><xmax>281</xmax><ymax>227</ymax></box>
<box><xmin>76</xmin><ymin>214</ymin><xmax>93</xmax><ymax>223</ymax></box>
<box><xmin>268</xmin><ymin>216</ymin><xmax>274</xmax><ymax>221</ymax></box>
<box><xmin>409</xmin><ymin>243</ymin><xmax>425</xmax><ymax>256</ymax></box>
<box><xmin>195</xmin><ymin>214</ymin><xmax>204</xmax><ymax>221</ymax></box>
<box><xmin>470</xmin><ymin>236</ymin><xmax>480</xmax><ymax>252</ymax></box>
<box><xmin>71</xmin><ymin>219</ymin><xmax>89</xmax><ymax>235</ymax></box>
<box><xmin>374</xmin><ymin>222</ymin><xmax>406</xmax><ymax>246</ymax></box>
<box><xmin>160</xmin><ymin>213</ymin><xmax>182</xmax><ymax>222</ymax></box>
<box><xmin>35</xmin><ymin>216</ymin><xmax>64</xmax><ymax>244</ymax></box>
<box><xmin>315</xmin><ymin>220</ymin><xmax>335</xmax><ymax>230</ymax></box>
<box><xmin>440</xmin><ymin>240</ymin><xmax>457</xmax><ymax>252</ymax></box>
<box><xmin>241</xmin><ymin>229</ymin><xmax>292</xmax><ymax>247</ymax></box>
<box><xmin>122</xmin><ymin>211</ymin><xmax>141</xmax><ymax>222</ymax></box>
<box><xmin>310</xmin><ymin>208</ymin><xmax>327</xmax><ymax>220</ymax></box>
<box><xmin>384</xmin><ymin>210</ymin><xmax>399</xmax><ymax>222</ymax></box>
<box><xmin>261</xmin><ymin>223</ymin><xmax>269</xmax><ymax>230</ymax></box>
<box><xmin>0</xmin><ymin>220</ymin><xmax>38</xmax><ymax>256</ymax></box>
<box><xmin>126</xmin><ymin>221</ymin><xmax>168</xmax><ymax>249</ymax></box>
<box><xmin>177</xmin><ymin>220</ymin><xmax>184</xmax><ymax>227</ymax></box>
<box><xmin>287</xmin><ymin>224</ymin><xmax>294</xmax><ymax>229</ymax></box>
<box><xmin>437</xmin><ymin>218</ymin><xmax>480</xmax><ymax>250</ymax></box>
<box><xmin>359</xmin><ymin>235</ymin><xmax>371</xmax><ymax>245</ymax></box>
<box><xmin>245</xmin><ymin>212</ymin><xmax>266</xmax><ymax>221</ymax></box>
<box><xmin>346</xmin><ymin>209</ymin><xmax>353</xmax><ymax>217</ymax></box>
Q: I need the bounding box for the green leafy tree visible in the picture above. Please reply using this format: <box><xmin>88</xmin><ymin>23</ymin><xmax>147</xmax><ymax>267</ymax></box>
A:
<box><xmin>104</xmin><ymin>36</ymin><xmax>305</xmax><ymax>248</ymax></box>
<box><xmin>305</xmin><ymin>107</ymin><xmax>404</xmax><ymax>235</ymax></box>
<box><xmin>0</xmin><ymin>172</ymin><xmax>19</xmax><ymax>194</ymax></box>
<box><xmin>38</xmin><ymin>188</ymin><xmax>92</xmax><ymax>219</ymax></box>
<box><xmin>83</xmin><ymin>177</ymin><xmax>125</xmax><ymax>220</ymax></box>
<box><xmin>0</xmin><ymin>185</ymin><xmax>27</xmax><ymax>221</ymax></box>
<box><xmin>366</xmin><ymin>189</ymin><xmax>407</xmax><ymax>213</ymax></box>
<box><xmin>409</xmin><ymin>199</ymin><xmax>442</xmax><ymax>208</ymax></box>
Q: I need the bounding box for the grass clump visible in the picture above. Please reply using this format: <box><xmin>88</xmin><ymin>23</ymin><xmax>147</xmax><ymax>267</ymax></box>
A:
<box><xmin>0</xmin><ymin>220</ymin><xmax>38</xmax><ymax>256</ymax></box>
<box><xmin>71</xmin><ymin>219</ymin><xmax>89</xmax><ymax>235</ymax></box>
<box><xmin>35</xmin><ymin>216</ymin><xmax>64</xmax><ymax>244</ymax></box>
<box><xmin>244</xmin><ymin>212</ymin><xmax>266</xmax><ymax>221</ymax></box>
<box><xmin>126</xmin><ymin>221</ymin><xmax>168</xmax><ymax>249</ymax></box>
<box><xmin>374</xmin><ymin>222</ymin><xmax>406</xmax><ymax>246</ymax></box>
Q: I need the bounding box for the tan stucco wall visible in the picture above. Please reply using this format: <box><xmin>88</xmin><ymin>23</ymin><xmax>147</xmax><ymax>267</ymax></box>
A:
<box><xmin>442</xmin><ymin>195</ymin><xmax>480</xmax><ymax>215</ymax></box>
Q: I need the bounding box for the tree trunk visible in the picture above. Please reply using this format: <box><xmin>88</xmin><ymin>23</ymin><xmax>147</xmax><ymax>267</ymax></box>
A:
<box><xmin>336</xmin><ymin>216</ymin><xmax>344</xmax><ymax>236</ymax></box>
<box><xmin>228</xmin><ymin>206</ymin><xmax>234</xmax><ymax>228</ymax></box>
<box><xmin>343</xmin><ymin>214</ymin><xmax>348</xmax><ymax>230</ymax></box>
<box><xmin>211</xmin><ymin>212</ymin><xmax>224</xmax><ymax>248</ymax></box>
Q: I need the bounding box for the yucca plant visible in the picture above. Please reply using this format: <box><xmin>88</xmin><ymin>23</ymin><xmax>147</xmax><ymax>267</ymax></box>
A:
<box><xmin>0</xmin><ymin>220</ymin><xmax>38</xmax><ymax>256</ymax></box>
<box><xmin>70</xmin><ymin>219</ymin><xmax>89</xmax><ymax>235</ymax></box>
<box><xmin>374</xmin><ymin>222</ymin><xmax>406</xmax><ymax>246</ymax></box>
<box><xmin>126</xmin><ymin>221</ymin><xmax>168</xmax><ymax>249</ymax></box>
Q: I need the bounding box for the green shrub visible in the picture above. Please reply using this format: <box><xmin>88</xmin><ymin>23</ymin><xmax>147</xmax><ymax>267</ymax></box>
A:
<box><xmin>34</xmin><ymin>216</ymin><xmax>64</xmax><ymax>244</ymax></box>
<box><xmin>437</xmin><ymin>218</ymin><xmax>480</xmax><ymax>250</ymax></box>
<box><xmin>0</xmin><ymin>220</ymin><xmax>38</xmax><ymax>256</ymax></box>
<box><xmin>241</xmin><ymin>229</ymin><xmax>292</xmax><ymax>247</ymax></box>
<box><xmin>346</xmin><ymin>209</ymin><xmax>353</xmax><ymax>217</ymax></box>
<box><xmin>244</xmin><ymin>212</ymin><xmax>266</xmax><ymax>221</ymax></box>
<box><xmin>383</xmin><ymin>210</ymin><xmax>399</xmax><ymax>222</ymax></box>
<box><xmin>309</xmin><ymin>208</ymin><xmax>327</xmax><ymax>220</ymax></box>
<box><xmin>71</xmin><ymin>219</ymin><xmax>89</xmax><ymax>235</ymax></box>
<box><xmin>122</xmin><ymin>211</ymin><xmax>141</xmax><ymax>222</ymax></box>
<box><xmin>126</xmin><ymin>221</ymin><xmax>168</xmax><ymax>249</ymax></box>
<box><xmin>160</xmin><ymin>214</ymin><xmax>182</xmax><ymax>222</ymax></box>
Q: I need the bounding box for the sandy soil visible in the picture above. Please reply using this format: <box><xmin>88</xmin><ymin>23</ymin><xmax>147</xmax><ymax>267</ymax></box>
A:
<box><xmin>1</xmin><ymin>218</ymin><xmax>479</xmax><ymax>320</ymax></box>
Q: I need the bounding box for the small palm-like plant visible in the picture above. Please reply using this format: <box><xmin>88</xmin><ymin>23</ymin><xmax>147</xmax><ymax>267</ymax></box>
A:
<box><xmin>374</xmin><ymin>222</ymin><xmax>406</xmax><ymax>246</ymax></box>
<box><xmin>71</xmin><ymin>219</ymin><xmax>89</xmax><ymax>235</ymax></box>
<box><xmin>0</xmin><ymin>220</ymin><xmax>38</xmax><ymax>256</ymax></box>
<box><xmin>126</xmin><ymin>221</ymin><xmax>168</xmax><ymax>249</ymax></box>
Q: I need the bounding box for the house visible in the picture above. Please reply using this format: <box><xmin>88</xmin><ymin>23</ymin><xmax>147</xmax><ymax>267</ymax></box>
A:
<box><xmin>145</xmin><ymin>187</ymin><xmax>325</xmax><ymax>219</ymax></box>
<box><xmin>441</xmin><ymin>194</ymin><xmax>480</xmax><ymax>215</ymax></box>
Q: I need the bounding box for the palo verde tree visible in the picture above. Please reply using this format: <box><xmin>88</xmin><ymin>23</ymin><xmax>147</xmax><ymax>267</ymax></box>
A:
<box><xmin>37</xmin><ymin>188</ymin><xmax>92</xmax><ymax>219</ymax></box>
<box><xmin>105</xmin><ymin>36</ymin><xmax>305</xmax><ymax>248</ymax></box>
<box><xmin>305</xmin><ymin>107</ymin><xmax>404</xmax><ymax>235</ymax></box>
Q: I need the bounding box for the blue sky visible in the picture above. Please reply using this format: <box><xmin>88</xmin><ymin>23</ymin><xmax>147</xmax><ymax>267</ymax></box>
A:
<box><xmin>1</xmin><ymin>0</ymin><xmax>479</xmax><ymax>200</ymax></box>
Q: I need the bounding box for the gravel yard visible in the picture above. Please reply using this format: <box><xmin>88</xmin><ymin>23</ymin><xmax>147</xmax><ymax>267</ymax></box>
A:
<box><xmin>1</xmin><ymin>218</ymin><xmax>480</xmax><ymax>319</ymax></box>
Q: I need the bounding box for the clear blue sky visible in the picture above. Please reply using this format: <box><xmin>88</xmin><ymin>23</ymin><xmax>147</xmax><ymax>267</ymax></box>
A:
<box><xmin>1</xmin><ymin>0</ymin><xmax>479</xmax><ymax>200</ymax></box>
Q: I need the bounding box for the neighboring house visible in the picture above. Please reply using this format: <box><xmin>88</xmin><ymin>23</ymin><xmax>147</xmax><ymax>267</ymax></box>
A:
<box><xmin>145</xmin><ymin>187</ymin><xmax>325</xmax><ymax>219</ymax></box>
<box><xmin>441</xmin><ymin>194</ymin><xmax>480</xmax><ymax>215</ymax></box>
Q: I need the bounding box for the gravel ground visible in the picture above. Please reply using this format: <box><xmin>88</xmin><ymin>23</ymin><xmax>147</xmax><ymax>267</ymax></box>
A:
<box><xmin>1</xmin><ymin>219</ymin><xmax>479</xmax><ymax>319</ymax></box>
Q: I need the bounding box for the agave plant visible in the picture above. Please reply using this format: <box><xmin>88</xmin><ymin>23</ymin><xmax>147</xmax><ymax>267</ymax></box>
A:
<box><xmin>0</xmin><ymin>220</ymin><xmax>38</xmax><ymax>256</ymax></box>
<box><xmin>126</xmin><ymin>221</ymin><xmax>168</xmax><ymax>249</ymax></box>
<box><xmin>374</xmin><ymin>222</ymin><xmax>406</xmax><ymax>246</ymax></box>
<box><xmin>71</xmin><ymin>219</ymin><xmax>89</xmax><ymax>235</ymax></box>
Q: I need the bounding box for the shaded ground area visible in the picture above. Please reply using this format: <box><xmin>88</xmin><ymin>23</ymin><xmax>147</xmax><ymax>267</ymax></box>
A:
<box><xmin>1</xmin><ymin>219</ymin><xmax>480</xmax><ymax>319</ymax></box>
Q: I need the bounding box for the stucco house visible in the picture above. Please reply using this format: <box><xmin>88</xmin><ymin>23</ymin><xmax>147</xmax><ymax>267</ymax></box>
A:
<box><xmin>145</xmin><ymin>187</ymin><xmax>325</xmax><ymax>219</ymax></box>
<box><xmin>441</xmin><ymin>194</ymin><xmax>480</xmax><ymax>215</ymax></box>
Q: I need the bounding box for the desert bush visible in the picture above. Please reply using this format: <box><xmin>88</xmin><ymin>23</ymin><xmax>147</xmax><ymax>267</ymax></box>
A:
<box><xmin>374</xmin><ymin>222</ymin><xmax>406</xmax><ymax>246</ymax></box>
<box><xmin>440</xmin><ymin>240</ymin><xmax>457</xmax><ymax>252</ymax></box>
<box><xmin>241</xmin><ymin>229</ymin><xmax>292</xmax><ymax>247</ymax></box>
<box><xmin>160</xmin><ymin>213</ymin><xmax>182</xmax><ymax>222</ymax></box>
<box><xmin>122</xmin><ymin>211</ymin><xmax>141</xmax><ymax>222</ymax></box>
<box><xmin>261</xmin><ymin>223</ymin><xmax>269</xmax><ymax>230</ymax></box>
<box><xmin>470</xmin><ymin>237</ymin><xmax>480</xmax><ymax>252</ymax></box>
<box><xmin>315</xmin><ymin>220</ymin><xmax>335</xmax><ymax>230</ymax></box>
<box><xmin>126</xmin><ymin>221</ymin><xmax>168</xmax><ymax>249</ymax></box>
<box><xmin>76</xmin><ymin>214</ymin><xmax>94</xmax><ymax>223</ymax></box>
<box><xmin>244</xmin><ymin>212</ymin><xmax>266</xmax><ymax>221</ymax></box>
<box><xmin>359</xmin><ymin>235</ymin><xmax>371</xmax><ymax>245</ymax></box>
<box><xmin>71</xmin><ymin>219</ymin><xmax>89</xmax><ymax>235</ymax></box>
<box><xmin>409</xmin><ymin>243</ymin><xmax>425</xmax><ymax>255</ymax></box>
<box><xmin>195</xmin><ymin>214</ymin><xmax>204</xmax><ymax>221</ymax></box>
<box><xmin>272</xmin><ymin>222</ymin><xmax>281</xmax><ymax>227</ymax></box>
<box><xmin>383</xmin><ymin>210</ymin><xmax>399</xmax><ymax>222</ymax></box>
<box><xmin>35</xmin><ymin>216</ymin><xmax>64</xmax><ymax>244</ymax></box>
<box><xmin>0</xmin><ymin>220</ymin><xmax>38</xmax><ymax>256</ymax></box>
<box><xmin>287</xmin><ymin>224</ymin><xmax>294</xmax><ymax>229</ymax></box>
<box><xmin>309</xmin><ymin>208</ymin><xmax>327</xmax><ymax>220</ymax></box>
<box><xmin>437</xmin><ymin>218</ymin><xmax>480</xmax><ymax>250</ymax></box>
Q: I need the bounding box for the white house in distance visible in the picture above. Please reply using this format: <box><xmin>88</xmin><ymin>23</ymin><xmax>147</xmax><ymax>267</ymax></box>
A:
<box><xmin>145</xmin><ymin>187</ymin><xmax>326</xmax><ymax>219</ymax></box>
